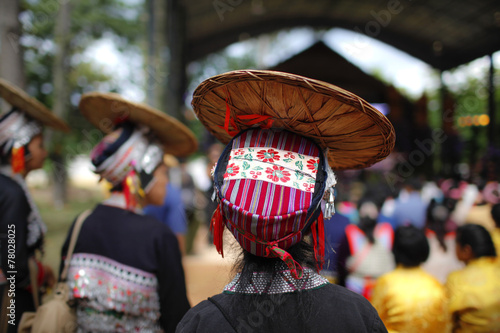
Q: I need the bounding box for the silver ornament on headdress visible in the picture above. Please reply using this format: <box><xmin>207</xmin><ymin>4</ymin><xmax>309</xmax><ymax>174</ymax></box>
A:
<box><xmin>0</xmin><ymin>110</ymin><xmax>42</xmax><ymax>156</ymax></box>
<box><xmin>140</xmin><ymin>142</ymin><xmax>163</xmax><ymax>175</ymax></box>
<box><xmin>322</xmin><ymin>149</ymin><xmax>337</xmax><ymax>219</ymax></box>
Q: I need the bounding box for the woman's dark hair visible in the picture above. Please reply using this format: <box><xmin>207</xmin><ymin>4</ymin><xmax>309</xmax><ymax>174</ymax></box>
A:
<box><xmin>492</xmin><ymin>203</ymin><xmax>500</xmax><ymax>228</ymax></box>
<box><xmin>357</xmin><ymin>200</ymin><xmax>378</xmax><ymax>244</ymax></box>
<box><xmin>234</xmin><ymin>240</ymin><xmax>316</xmax><ymax>283</ymax></box>
<box><xmin>456</xmin><ymin>224</ymin><xmax>496</xmax><ymax>258</ymax></box>
<box><xmin>231</xmin><ymin>240</ymin><xmax>316</xmax><ymax>327</ymax></box>
<box><xmin>393</xmin><ymin>225</ymin><xmax>430</xmax><ymax>267</ymax></box>
<box><xmin>426</xmin><ymin>199</ymin><xmax>450</xmax><ymax>251</ymax></box>
<box><xmin>358</xmin><ymin>217</ymin><xmax>377</xmax><ymax>244</ymax></box>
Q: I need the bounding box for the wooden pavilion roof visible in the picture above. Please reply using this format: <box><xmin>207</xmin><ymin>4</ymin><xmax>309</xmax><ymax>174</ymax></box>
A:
<box><xmin>184</xmin><ymin>0</ymin><xmax>500</xmax><ymax>70</ymax></box>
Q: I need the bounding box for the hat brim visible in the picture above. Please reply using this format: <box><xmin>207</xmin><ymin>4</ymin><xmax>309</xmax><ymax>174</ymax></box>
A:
<box><xmin>163</xmin><ymin>154</ymin><xmax>179</xmax><ymax>167</ymax></box>
<box><xmin>192</xmin><ymin>70</ymin><xmax>395</xmax><ymax>170</ymax></box>
<box><xmin>79</xmin><ymin>92</ymin><xmax>198</xmax><ymax>157</ymax></box>
<box><xmin>0</xmin><ymin>78</ymin><xmax>70</xmax><ymax>132</ymax></box>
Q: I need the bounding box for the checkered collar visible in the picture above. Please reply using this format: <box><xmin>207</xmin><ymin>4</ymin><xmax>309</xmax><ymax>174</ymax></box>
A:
<box><xmin>223</xmin><ymin>265</ymin><xmax>329</xmax><ymax>295</ymax></box>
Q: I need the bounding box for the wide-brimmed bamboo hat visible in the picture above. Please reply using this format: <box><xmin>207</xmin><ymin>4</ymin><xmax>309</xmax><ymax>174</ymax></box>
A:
<box><xmin>0</xmin><ymin>78</ymin><xmax>70</xmax><ymax>132</ymax></box>
<box><xmin>79</xmin><ymin>92</ymin><xmax>198</xmax><ymax>157</ymax></box>
<box><xmin>192</xmin><ymin>70</ymin><xmax>395</xmax><ymax>170</ymax></box>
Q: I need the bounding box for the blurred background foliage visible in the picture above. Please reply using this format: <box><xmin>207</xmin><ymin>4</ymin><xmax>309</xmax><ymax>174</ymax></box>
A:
<box><xmin>21</xmin><ymin>0</ymin><xmax>144</xmax><ymax>158</ymax></box>
<box><xmin>2</xmin><ymin>0</ymin><xmax>498</xmax><ymax>203</ymax></box>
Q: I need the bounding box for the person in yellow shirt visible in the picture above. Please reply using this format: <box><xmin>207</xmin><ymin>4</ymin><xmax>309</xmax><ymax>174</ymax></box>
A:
<box><xmin>445</xmin><ymin>224</ymin><xmax>500</xmax><ymax>332</ymax></box>
<box><xmin>371</xmin><ymin>225</ymin><xmax>450</xmax><ymax>333</ymax></box>
<box><xmin>491</xmin><ymin>204</ymin><xmax>500</xmax><ymax>257</ymax></box>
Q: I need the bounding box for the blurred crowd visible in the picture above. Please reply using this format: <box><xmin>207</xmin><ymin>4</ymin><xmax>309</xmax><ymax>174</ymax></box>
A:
<box><xmin>150</xmin><ymin>147</ymin><xmax>500</xmax><ymax>332</ymax></box>
<box><xmin>3</xmin><ymin>75</ymin><xmax>499</xmax><ymax>332</ymax></box>
<box><xmin>317</xmin><ymin>173</ymin><xmax>500</xmax><ymax>332</ymax></box>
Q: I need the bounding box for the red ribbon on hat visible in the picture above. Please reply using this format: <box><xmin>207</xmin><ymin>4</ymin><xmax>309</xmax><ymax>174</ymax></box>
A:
<box><xmin>219</xmin><ymin>96</ymin><xmax>240</xmax><ymax>136</ymax></box>
<box><xmin>113</xmin><ymin>114</ymin><xmax>130</xmax><ymax>125</ymax></box>
<box><xmin>218</xmin><ymin>92</ymin><xmax>275</xmax><ymax>137</ymax></box>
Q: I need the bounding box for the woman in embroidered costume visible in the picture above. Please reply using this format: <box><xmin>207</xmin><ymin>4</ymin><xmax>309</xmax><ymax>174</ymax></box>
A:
<box><xmin>445</xmin><ymin>224</ymin><xmax>500</xmax><ymax>332</ymax></box>
<box><xmin>60</xmin><ymin>92</ymin><xmax>197</xmax><ymax>332</ymax></box>
<box><xmin>0</xmin><ymin>79</ymin><xmax>70</xmax><ymax>332</ymax></box>
<box><xmin>371</xmin><ymin>226</ymin><xmax>450</xmax><ymax>332</ymax></box>
<box><xmin>176</xmin><ymin>70</ymin><xmax>395</xmax><ymax>332</ymax></box>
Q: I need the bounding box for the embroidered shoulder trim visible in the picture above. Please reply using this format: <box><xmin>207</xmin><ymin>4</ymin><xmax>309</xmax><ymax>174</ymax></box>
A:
<box><xmin>67</xmin><ymin>253</ymin><xmax>161</xmax><ymax>332</ymax></box>
<box><xmin>223</xmin><ymin>267</ymin><xmax>328</xmax><ymax>295</ymax></box>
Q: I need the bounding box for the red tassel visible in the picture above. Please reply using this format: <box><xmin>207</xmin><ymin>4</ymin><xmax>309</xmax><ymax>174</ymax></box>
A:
<box><xmin>114</xmin><ymin>114</ymin><xmax>130</xmax><ymax>125</ymax></box>
<box><xmin>123</xmin><ymin>176</ymin><xmax>131</xmax><ymax>209</ymax></box>
<box><xmin>11</xmin><ymin>145</ymin><xmax>25</xmax><ymax>174</ymax></box>
<box><xmin>210</xmin><ymin>205</ymin><xmax>225</xmax><ymax>257</ymax></box>
<box><xmin>312</xmin><ymin>212</ymin><xmax>325</xmax><ymax>272</ymax></box>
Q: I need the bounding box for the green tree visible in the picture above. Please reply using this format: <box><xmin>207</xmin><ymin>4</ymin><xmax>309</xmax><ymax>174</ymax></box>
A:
<box><xmin>425</xmin><ymin>65</ymin><xmax>500</xmax><ymax>177</ymax></box>
<box><xmin>0</xmin><ymin>0</ymin><xmax>25</xmax><ymax>87</ymax></box>
<box><xmin>19</xmin><ymin>0</ymin><xmax>145</xmax><ymax>206</ymax></box>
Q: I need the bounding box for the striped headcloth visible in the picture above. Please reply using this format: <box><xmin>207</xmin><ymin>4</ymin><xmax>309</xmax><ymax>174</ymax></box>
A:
<box><xmin>90</xmin><ymin>122</ymin><xmax>164</xmax><ymax>210</ymax></box>
<box><xmin>212</xmin><ymin>128</ymin><xmax>336</xmax><ymax>279</ymax></box>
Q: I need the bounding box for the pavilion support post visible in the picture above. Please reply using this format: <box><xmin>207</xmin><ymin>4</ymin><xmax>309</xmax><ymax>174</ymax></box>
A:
<box><xmin>0</xmin><ymin>0</ymin><xmax>24</xmax><ymax>89</ymax></box>
<box><xmin>488</xmin><ymin>54</ymin><xmax>497</xmax><ymax>148</ymax></box>
<box><xmin>165</xmin><ymin>0</ymin><xmax>187</xmax><ymax>122</ymax></box>
<box><xmin>146</xmin><ymin>0</ymin><xmax>156</xmax><ymax>106</ymax></box>
<box><xmin>439</xmin><ymin>71</ymin><xmax>447</xmax><ymax>176</ymax></box>
<box><xmin>146</xmin><ymin>0</ymin><xmax>169</xmax><ymax>110</ymax></box>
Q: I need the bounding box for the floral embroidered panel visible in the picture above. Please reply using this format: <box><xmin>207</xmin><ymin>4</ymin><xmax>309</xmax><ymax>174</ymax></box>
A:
<box><xmin>225</xmin><ymin>147</ymin><xmax>319</xmax><ymax>193</ymax></box>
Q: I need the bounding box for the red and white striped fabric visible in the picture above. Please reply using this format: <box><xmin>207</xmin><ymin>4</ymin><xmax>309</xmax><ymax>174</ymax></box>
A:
<box><xmin>212</xmin><ymin>128</ymin><xmax>332</xmax><ymax>279</ymax></box>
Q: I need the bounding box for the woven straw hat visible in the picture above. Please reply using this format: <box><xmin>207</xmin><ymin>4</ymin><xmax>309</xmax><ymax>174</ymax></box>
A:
<box><xmin>192</xmin><ymin>70</ymin><xmax>395</xmax><ymax>170</ymax></box>
<box><xmin>0</xmin><ymin>78</ymin><xmax>70</xmax><ymax>132</ymax></box>
<box><xmin>79</xmin><ymin>92</ymin><xmax>198</xmax><ymax>157</ymax></box>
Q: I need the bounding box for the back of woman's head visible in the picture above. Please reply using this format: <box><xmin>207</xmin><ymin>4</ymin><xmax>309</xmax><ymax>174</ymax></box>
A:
<box><xmin>358</xmin><ymin>201</ymin><xmax>378</xmax><ymax>243</ymax></box>
<box><xmin>236</xmin><ymin>240</ymin><xmax>316</xmax><ymax>279</ymax></box>
<box><xmin>426</xmin><ymin>199</ymin><xmax>450</xmax><ymax>251</ymax></box>
<box><xmin>393</xmin><ymin>225</ymin><xmax>430</xmax><ymax>267</ymax></box>
<box><xmin>492</xmin><ymin>203</ymin><xmax>500</xmax><ymax>228</ymax></box>
<box><xmin>456</xmin><ymin>224</ymin><xmax>496</xmax><ymax>258</ymax></box>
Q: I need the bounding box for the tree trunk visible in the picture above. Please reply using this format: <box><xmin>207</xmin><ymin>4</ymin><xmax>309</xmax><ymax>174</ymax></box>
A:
<box><xmin>146</xmin><ymin>0</ymin><xmax>168</xmax><ymax>109</ymax></box>
<box><xmin>0</xmin><ymin>0</ymin><xmax>25</xmax><ymax>88</ymax></box>
<box><xmin>50</xmin><ymin>1</ymin><xmax>72</xmax><ymax>208</ymax></box>
<box><xmin>165</xmin><ymin>0</ymin><xmax>187</xmax><ymax>122</ymax></box>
